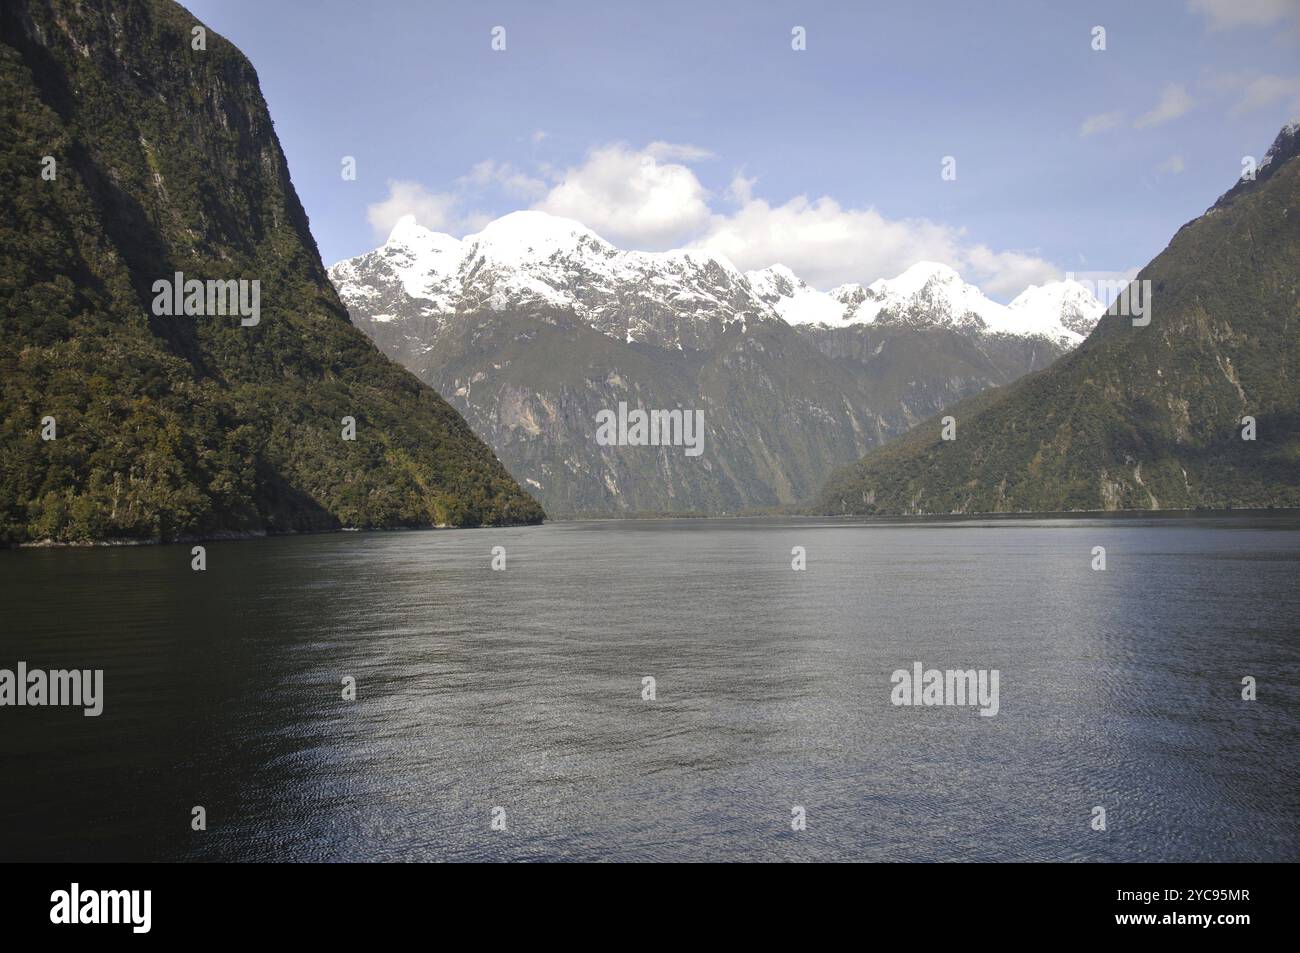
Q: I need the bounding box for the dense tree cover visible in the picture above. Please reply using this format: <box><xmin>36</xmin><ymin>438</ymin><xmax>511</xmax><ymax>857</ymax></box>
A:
<box><xmin>0</xmin><ymin>0</ymin><xmax>543</xmax><ymax>544</ymax></box>
<box><xmin>814</xmin><ymin>125</ymin><xmax>1300</xmax><ymax>516</ymax></box>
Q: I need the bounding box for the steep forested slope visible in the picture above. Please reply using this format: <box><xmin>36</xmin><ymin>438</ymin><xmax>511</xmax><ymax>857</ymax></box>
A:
<box><xmin>0</xmin><ymin>0</ymin><xmax>542</xmax><ymax>543</ymax></box>
<box><xmin>815</xmin><ymin>124</ymin><xmax>1300</xmax><ymax>515</ymax></box>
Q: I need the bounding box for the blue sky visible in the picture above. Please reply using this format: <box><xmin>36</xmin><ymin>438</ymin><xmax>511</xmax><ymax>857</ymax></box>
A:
<box><xmin>186</xmin><ymin>0</ymin><xmax>1300</xmax><ymax>297</ymax></box>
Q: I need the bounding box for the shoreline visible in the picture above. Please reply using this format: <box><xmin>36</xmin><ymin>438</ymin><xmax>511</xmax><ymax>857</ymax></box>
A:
<box><xmin>9</xmin><ymin>505</ymin><xmax>1299</xmax><ymax>549</ymax></box>
<box><xmin>548</xmin><ymin>505</ymin><xmax>1300</xmax><ymax>523</ymax></box>
<box><xmin>7</xmin><ymin>518</ymin><xmax>546</xmax><ymax>550</ymax></box>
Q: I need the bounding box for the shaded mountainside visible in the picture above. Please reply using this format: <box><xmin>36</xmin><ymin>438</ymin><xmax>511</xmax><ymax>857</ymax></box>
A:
<box><xmin>814</xmin><ymin>124</ymin><xmax>1300</xmax><ymax>516</ymax></box>
<box><xmin>332</xmin><ymin>213</ymin><xmax>1088</xmax><ymax>516</ymax></box>
<box><xmin>0</xmin><ymin>0</ymin><xmax>542</xmax><ymax>544</ymax></box>
<box><xmin>351</xmin><ymin>302</ymin><xmax>1065</xmax><ymax>516</ymax></box>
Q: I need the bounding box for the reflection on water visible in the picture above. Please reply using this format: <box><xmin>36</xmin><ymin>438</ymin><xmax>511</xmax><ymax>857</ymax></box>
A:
<box><xmin>1</xmin><ymin>516</ymin><xmax>1297</xmax><ymax>861</ymax></box>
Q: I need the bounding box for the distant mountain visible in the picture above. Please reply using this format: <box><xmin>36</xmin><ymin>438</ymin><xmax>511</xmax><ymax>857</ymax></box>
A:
<box><xmin>814</xmin><ymin>123</ymin><xmax>1300</xmax><ymax>516</ymax></box>
<box><xmin>0</xmin><ymin>0</ymin><xmax>542</xmax><ymax>544</ymax></box>
<box><xmin>749</xmin><ymin>259</ymin><xmax>1092</xmax><ymax>349</ymax></box>
<box><xmin>330</xmin><ymin>211</ymin><xmax>1101</xmax><ymax>514</ymax></box>
<box><xmin>1009</xmin><ymin>279</ymin><xmax>1110</xmax><ymax>338</ymax></box>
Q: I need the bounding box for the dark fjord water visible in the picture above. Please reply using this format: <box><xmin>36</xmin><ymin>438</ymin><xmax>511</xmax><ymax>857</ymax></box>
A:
<box><xmin>1</xmin><ymin>516</ymin><xmax>1297</xmax><ymax>862</ymax></box>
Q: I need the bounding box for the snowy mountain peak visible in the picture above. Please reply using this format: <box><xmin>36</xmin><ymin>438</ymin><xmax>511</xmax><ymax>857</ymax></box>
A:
<box><xmin>872</xmin><ymin>260</ymin><xmax>962</xmax><ymax>296</ymax></box>
<box><xmin>1009</xmin><ymin>280</ymin><xmax>1105</xmax><ymax>337</ymax></box>
<box><xmin>655</xmin><ymin>246</ymin><xmax>745</xmax><ymax>278</ymax></box>
<box><xmin>386</xmin><ymin>213</ymin><xmax>436</xmax><ymax>246</ymax></box>
<box><xmin>829</xmin><ymin>283</ymin><xmax>868</xmax><ymax>307</ymax></box>
<box><xmin>747</xmin><ymin>264</ymin><xmax>804</xmax><ymax>300</ymax></box>
<box><xmin>747</xmin><ymin>264</ymin><xmax>845</xmax><ymax>326</ymax></box>
<box><xmin>853</xmin><ymin>260</ymin><xmax>1007</xmax><ymax>333</ymax></box>
<box><xmin>465</xmin><ymin>209</ymin><xmax>611</xmax><ymax>261</ymax></box>
<box><xmin>383</xmin><ymin>216</ymin><xmax>465</xmax><ymax>262</ymax></box>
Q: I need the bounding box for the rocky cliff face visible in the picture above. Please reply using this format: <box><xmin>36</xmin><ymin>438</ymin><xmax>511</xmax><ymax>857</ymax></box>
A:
<box><xmin>0</xmin><ymin>0</ymin><xmax>542</xmax><ymax>543</ymax></box>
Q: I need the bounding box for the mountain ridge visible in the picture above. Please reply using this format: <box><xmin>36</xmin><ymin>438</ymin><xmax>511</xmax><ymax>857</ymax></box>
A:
<box><xmin>332</xmin><ymin>210</ymin><xmax>1102</xmax><ymax>351</ymax></box>
<box><xmin>813</xmin><ymin>122</ymin><xmax>1300</xmax><ymax>516</ymax></box>
<box><xmin>331</xmin><ymin>211</ymin><xmax>1097</xmax><ymax>515</ymax></box>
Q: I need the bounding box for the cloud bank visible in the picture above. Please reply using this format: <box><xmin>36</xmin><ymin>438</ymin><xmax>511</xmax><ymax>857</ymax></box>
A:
<box><xmin>367</xmin><ymin>142</ymin><xmax>1064</xmax><ymax>294</ymax></box>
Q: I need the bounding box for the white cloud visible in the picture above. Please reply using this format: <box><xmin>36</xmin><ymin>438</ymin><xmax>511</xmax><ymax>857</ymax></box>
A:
<box><xmin>644</xmin><ymin>141</ymin><xmax>715</xmax><ymax>162</ymax></box>
<box><xmin>1157</xmin><ymin>155</ymin><xmax>1187</xmax><ymax>174</ymax></box>
<box><xmin>366</xmin><ymin>180</ymin><xmax>467</xmax><ymax>238</ymax></box>
<box><xmin>372</xmin><ymin>143</ymin><xmax>1067</xmax><ymax>297</ymax></box>
<box><xmin>367</xmin><ymin>160</ymin><xmax>554</xmax><ymax>239</ymax></box>
<box><xmin>962</xmin><ymin>246</ymin><xmax>1063</xmax><ymax>298</ymax></box>
<box><xmin>1081</xmin><ymin>111</ymin><xmax>1124</xmax><ymax>136</ymax></box>
<box><xmin>726</xmin><ymin>170</ymin><xmax>757</xmax><ymax>204</ymax></box>
<box><xmin>535</xmin><ymin>143</ymin><xmax>714</xmax><ymax>247</ymax></box>
<box><xmin>459</xmin><ymin>159</ymin><xmax>548</xmax><ymax>199</ymax></box>
<box><xmin>690</xmin><ymin>193</ymin><xmax>1058</xmax><ymax>295</ymax></box>
<box><xmin>1134</xmin><ymin>84</ymin><xmax>1195</xmax><ymax>128</ymax></box>
<box><xmin>1082</xmin><ymin>85</ymin><xmax>1196</xmax><ymax>138</ymax></box>
<box><xmin>1231</xmin><ymin>74</ymin><xmax>1300</xmax><ymax>114</ymax></box>
<box><xmin>530</xmin><ymin>142</ymin><xmax>1059</xmax><ymax>294</ymax></box>
<box><xmin>1188</xmin><ymin>0</ymin><xmax>1300</xmax><ymax>30</ymax></box>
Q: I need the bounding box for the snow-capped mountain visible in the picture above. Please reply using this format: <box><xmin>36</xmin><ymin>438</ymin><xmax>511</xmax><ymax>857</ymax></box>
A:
<box><xmin>746</xmin><ymin>261</ymin><xmax>1101</xmax><ymax>348</ymax></box>
<box><xmin>746</xmin><ymin>264</ymin><xmax>849</xmax><ymax>326</ymax></box>
<box><xmin>330</xmin><ymin>211</ymin><xmax>1102</xmax><ymax>350</ymax></box>
<box><xmin>332</xmin><ymin>211</ymin><xmax>765</xmax><ymax>350</ymax></box>
<box><xmin>1009</xmin><ymin>279</ymin><xmax>1109</xmax><ymax>338</ymax></box>
<box><xmin>328</xmin><ymin>210</ymin><xmax>1102</xmax><ymax>516</ymax></box>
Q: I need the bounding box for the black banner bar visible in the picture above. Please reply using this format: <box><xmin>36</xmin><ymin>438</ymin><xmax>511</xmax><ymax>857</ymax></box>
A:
<box><xmin>3</xmin><ymin>862</ymin><xmax>1280</xmax><ymax>940</ymax></box>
